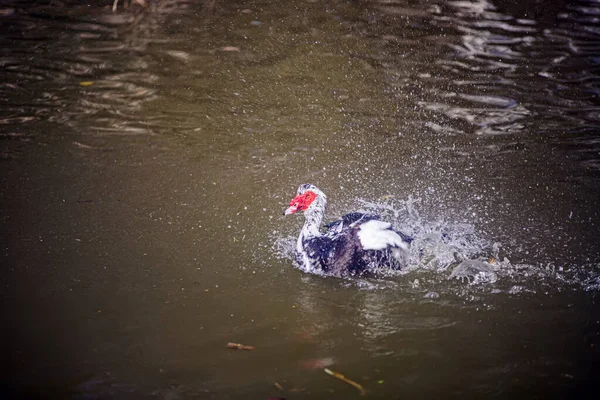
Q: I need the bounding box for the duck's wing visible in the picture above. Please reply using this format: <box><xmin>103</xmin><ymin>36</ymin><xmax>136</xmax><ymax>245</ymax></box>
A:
<box><xmin>327</xmin><ymin>213</ymin><xmax>413</xmax><ymax>245</ymax></box>
<box><xmin>354</xmin><ymin>219</ymin><xmax>411</xmax><ymax>251</ymax></box>
<box><xmin>324</xmin><ymin>212</ymin><xmax>380</xmax><ymax>237</ymax></box>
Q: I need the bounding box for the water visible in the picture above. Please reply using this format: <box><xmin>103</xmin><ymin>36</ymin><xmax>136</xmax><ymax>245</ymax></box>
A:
<box><xmin>1</xmin><ymin>0</ymin><xmax>599</xmax><ymax>398</ymax></box>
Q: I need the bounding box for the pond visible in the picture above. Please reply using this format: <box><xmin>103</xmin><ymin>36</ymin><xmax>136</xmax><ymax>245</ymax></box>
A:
<box><xmin>1</xmin><ymin>0</ymin><xmax>599</xmax><ymax>398</ymax></box>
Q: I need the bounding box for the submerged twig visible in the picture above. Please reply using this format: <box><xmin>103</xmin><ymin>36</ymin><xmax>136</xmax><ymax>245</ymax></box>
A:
<box><xmin>227</xmin><ymin>342</ymin><xmax>255</xmax><ymax>350</ymax></box>
<box><xmin>324</xmin><ymin>368</ymin><xmax>365</xmax><ymax>395</ymax></box>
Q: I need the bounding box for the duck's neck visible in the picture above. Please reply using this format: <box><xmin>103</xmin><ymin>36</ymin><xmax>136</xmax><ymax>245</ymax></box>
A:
<box><xmin>300</xmin><ymin>208</ymin><xmax>325</xmax><ymax>240</ymax></box>
<box><xmin>296</xmin><ymin>201</ymin><xmax>326</xmax><ymax>271</ymax></box>
<box><xmin>297</xmin><ymin>200</ymin><xmax>326</xmax><ymax>248</ymax></box>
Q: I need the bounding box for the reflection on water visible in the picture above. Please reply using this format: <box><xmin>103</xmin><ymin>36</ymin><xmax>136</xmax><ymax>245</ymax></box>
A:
<box><xmin>433</xmin><ymin>0</ymin><xmax>600</xmax><ymax>164</ymax></box>
<box><xmin>1</xmin><ymin>0</ymin><xmax>600</xmax><ymax>398</ymax></box>
<box><xmin>0</xmin><ymin>0</ymin><xmax>173</xmax><ymax>138</ymax></box>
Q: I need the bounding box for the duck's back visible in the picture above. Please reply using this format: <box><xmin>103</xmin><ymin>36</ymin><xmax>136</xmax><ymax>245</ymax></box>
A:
<box><xmin>324</xmin><ymin>212</ymin><xmax>379</xmax><ymax>236</ymax></box>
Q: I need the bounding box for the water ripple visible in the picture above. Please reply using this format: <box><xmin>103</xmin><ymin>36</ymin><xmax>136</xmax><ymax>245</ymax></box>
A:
<box><xmin>0</xmin><ymin>0</ymin><xmax>191</xmax><ymax>140</ymax></box>
<box><xmin>412</xmin><ymin>0</ymin><xmax>600</xmax><ymax>169</ymax></box>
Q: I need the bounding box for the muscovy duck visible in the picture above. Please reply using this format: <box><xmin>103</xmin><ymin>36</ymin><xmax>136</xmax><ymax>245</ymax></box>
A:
<box><xmin>283</xmin><ymin>184</ymin><xmax>412</xmax><ymax>277</ymax></box>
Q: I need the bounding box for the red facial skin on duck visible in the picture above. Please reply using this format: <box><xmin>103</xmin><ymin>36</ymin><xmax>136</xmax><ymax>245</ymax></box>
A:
<box><xmin>284</xmin><ymin>191</ymin><xmax>317</xmax><ymax>215</ymax></box>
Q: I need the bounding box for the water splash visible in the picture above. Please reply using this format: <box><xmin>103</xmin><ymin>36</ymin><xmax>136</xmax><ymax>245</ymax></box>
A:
<box><xmin>356</xmin><ymin>196</ymin><xmax>493</xmax><ymax>273</ymax></box>
<box><xmin>273</xmin><ymin>196</ymin><xmax>600</xmax><ymax>294</ymax></box>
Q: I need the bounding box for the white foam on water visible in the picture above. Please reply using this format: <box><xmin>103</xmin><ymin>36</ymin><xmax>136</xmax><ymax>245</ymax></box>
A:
<box><xmin>356</xmin><ymin>196</ymin><xmax>493</xmax><ymax>272</ymax></box>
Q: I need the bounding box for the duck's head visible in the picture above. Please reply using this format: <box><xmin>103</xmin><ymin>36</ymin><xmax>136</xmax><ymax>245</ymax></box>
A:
<box><xmin>283</xmin><ymin>184</ymin><xmax>327</xmax><ymax>215</ymax></box>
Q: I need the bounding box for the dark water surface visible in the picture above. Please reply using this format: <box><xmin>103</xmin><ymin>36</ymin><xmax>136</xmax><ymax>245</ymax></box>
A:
<box><xmin>1</xmin><ymin>0</ymin><xmax>600</xmax><ymax>398</ymax></box>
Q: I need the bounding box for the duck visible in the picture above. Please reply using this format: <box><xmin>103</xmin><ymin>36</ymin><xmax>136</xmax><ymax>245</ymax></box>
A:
<box><xmin>283</xmin><ymin>184</ymin><xmax>412</xmax><ymax>277</ymax></box>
